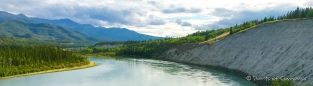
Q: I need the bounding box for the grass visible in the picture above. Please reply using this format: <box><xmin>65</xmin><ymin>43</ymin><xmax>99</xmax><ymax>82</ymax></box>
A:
<box><xmin>200</xmin><ymin>32</ymin><xmax>230</xmax><ymax>44</ymax></box>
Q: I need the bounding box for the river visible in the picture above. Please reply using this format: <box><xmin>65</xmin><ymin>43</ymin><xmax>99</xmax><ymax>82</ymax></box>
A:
<box><xmin>0</xmin><ymin>57</ymin><xmax>257</xmax><ymax>86</ymax></box>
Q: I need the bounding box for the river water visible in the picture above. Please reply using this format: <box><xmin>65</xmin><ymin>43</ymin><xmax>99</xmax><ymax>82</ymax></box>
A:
<box><xmin>0</xmin><ymin>57</ymin><xmax>257</xmax><ymax>86</ymax></box>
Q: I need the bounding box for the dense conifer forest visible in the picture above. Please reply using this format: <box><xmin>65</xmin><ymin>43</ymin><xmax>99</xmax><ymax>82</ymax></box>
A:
<box><xmin>0</xmin><ymin>45</ymin><xmax>89</xmax><ymax>77</ymax></box>
<box><xmin>0</xmin><ymin>36</ymin><xmax>94</xmax><ymax>47</ymax></box>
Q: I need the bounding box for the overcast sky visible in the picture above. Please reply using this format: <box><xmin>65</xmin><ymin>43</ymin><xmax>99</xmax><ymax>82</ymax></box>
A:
<box><xmin>0</xmin><ymin>0</ymin><xmax>312</xmax><ymax>37</ymax></box>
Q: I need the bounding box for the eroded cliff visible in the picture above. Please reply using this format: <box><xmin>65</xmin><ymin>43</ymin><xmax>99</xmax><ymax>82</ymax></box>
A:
<box><xmin>158</xmin><ymin>19</ymin><xmax>313</xmax><ymax>85</ymax></box>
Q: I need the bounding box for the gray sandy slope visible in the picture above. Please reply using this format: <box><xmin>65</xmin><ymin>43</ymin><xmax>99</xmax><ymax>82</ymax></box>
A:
<box><xmin>158</xmin><ymin>19</ymin><xmax>313</xmax><ymax>85</ymax></box>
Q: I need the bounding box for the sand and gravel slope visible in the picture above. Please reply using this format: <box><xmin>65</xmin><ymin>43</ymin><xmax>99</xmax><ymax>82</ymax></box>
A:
<box><xmin>158</xmin><ymin>19</ymin><xmax>313</xmax><ymax>85</ymax></box>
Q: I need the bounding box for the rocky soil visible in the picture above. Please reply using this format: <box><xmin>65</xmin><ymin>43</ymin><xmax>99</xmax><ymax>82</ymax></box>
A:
<box><xmin>158</xmin><ymin>19</ymin><xmax>313</xmax><ymax>85</ymax></box>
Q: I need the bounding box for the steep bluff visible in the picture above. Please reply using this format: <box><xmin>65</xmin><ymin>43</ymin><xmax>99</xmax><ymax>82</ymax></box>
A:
<box><xmin>157</xmin><ymin>19</ymin><xmax>313</xmax><ymax>85</ymax></box>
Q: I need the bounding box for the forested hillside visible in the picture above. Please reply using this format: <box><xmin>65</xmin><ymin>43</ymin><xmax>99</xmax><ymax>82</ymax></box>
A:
<box><xmin>0</xmin><ymin>45</ymin><xmax>89</xmax><ymax>77</ymax></box>
<box><xmin>0</xmin><ymin>37</ymin><xmax>94</xmax><ymax>47</ymax></box>
<box><xmin>31</xmin><ymin>18</ymin><xmax>161</xmax><ymax>41</ymax></box>
<box><xmin>0</xmin><ymin>11</ymin><xmax>160</xmax><ymax>41</ymax></box>
<box><xmin>0</xmin><ymin>20</ymin><xmax>98</xmax><ymax>42</ymax></box>
<box><xmin>0</xmin><ymin>36</ymin><xmax>52</xmax><ymax>46</ymax></box>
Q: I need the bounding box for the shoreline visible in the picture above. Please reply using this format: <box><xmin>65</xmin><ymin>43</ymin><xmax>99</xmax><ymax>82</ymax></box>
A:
<box><xmin>155</xmin><ymin>19</ymin><xmax>313</xmax><ymax>86</ymax></box>
<box><xmin>82</xmin><ymin>55</ymin><xmax>262</xmax><ymax>85</ymax></box>
<box><xmin>0</xmin><ymin>61</ymin><xmax>98</xmax><ymax>80</ymax></box>
<box><xmin>153</xmin><ymin>57</ymin><xmax>263</xmax><ymax>85</ymax></box>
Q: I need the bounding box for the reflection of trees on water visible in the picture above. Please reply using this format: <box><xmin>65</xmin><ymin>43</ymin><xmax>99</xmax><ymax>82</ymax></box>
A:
<box><xmin>124</xmin><ymin>59</ymin><xmax>234</xmax><ymax>85</ymax></box>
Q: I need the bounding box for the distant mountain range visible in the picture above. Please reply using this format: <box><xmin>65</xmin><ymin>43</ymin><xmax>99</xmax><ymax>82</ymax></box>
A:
<box><xmin>0</xmin><ymin>11</ymin><xmax>160</xmax><ymax>41</ymax></box>
<box><xmin>0</xmin><ymin>20</ymin><xmax>98</xmax><ymax>42</ymax></box>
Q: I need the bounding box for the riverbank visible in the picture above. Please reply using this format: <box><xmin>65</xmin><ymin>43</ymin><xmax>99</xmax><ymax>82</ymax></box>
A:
<box><xmin>0</xmin><ymin>61</ymin><xmax>98</xmax><ymax>79</ymax></box>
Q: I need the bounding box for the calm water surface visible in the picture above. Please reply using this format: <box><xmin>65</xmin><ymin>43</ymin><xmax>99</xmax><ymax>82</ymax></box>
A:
<box><xmin>0</xmin><ymin>57</ymin><xmax>257</xmax><ymax>86</ymax></box>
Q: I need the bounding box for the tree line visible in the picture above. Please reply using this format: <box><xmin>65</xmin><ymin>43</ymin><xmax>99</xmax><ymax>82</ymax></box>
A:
<box><xmin>0</xmin><ymin>36</ymin><xmax>94</xmax><ymax>48</ymax></box>
<box><xmin>0</xmin><ymin>45</ymin><xmax>89</xmax><ymax>77</ymax></box>
<box><xmin>81</xmin><ymin>29</ymin><xmax>228</xmax><ymax>57</ymax></box>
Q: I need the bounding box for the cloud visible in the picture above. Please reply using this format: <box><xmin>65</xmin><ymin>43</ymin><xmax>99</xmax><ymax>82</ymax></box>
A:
<box><xmin>194</xmin><ymin>24</ymin><xmax>214</xmax><ymax>30</ymax></box>
<box><xmin>195</xmin><ymin>3</ymin><xmax>298</xmax><ymax>30</ymax></box>
<box><xmin>76</xmin><ymin>7</ymin><xmax>131</xmax><ymax>24</ymax></box>
<box><xmin>211</xmin><ymin>8</ymin><xmax>234</xmax><ymax>17</ymax></box>
<box><xmin>0</xmin><ymin>0</ymin><xmax>311</xmax><ymax>37</ymax></box>
<box><xmin>174</xmin><ymin>18</ymin><xmax>193</xmax><ymax>26</ymax></box>
<box><xmin>162</xmin><ymin>7</ymin><xmax>202</xmax><ymax>13</ymax></box>
<box><xmin>147</xmin><ymin>1</ymin><xmax>158</xmax><ymax>6</ymax></box>
<box><xmin>0</xmin><ymin>0</ymin><xmax>154</xmax><ymax>27</ymax></box>
<box><xmin>149</xmin><ymin>18</ymin><xmax>166</xmax><ymax>25</ymax></box>
<box><xmin>125</xmin><ymin>22</ymin><xmax>198</xmax><ymax>37</ymax></box>
<box><xmin>175</xmin><ymin>18</ymin><xmax>182</xmax><ymax>24</ymax></box>
<box><xmin>305</xmin><ymin>0</ymin><xmax>313</xmax><ymax>6</ymax></box>
<box><xmin>181</xmin><ymin>21</ymin><xmax>192</xmax><ymax>26</ymax></box>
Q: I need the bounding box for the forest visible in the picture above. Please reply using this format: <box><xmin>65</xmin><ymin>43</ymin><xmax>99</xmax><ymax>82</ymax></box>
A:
<box><xmin>0</xmin><ymin>36</ymin><xmax>95</xmax><ymax>47</ymax></box>
<box><xmin>0</xmin><ymin>45</ymin><xmax>89</xmax><ymax>77</ymax></box>
<box><xmin>0</xmin><ymin>32</ymin><xmax>93</xmax><ymax>77</ymax></box>
<box><xmin>81</xmin><ymin>7</ymin><xmax>313</xmax><ymax>58</ymax></box>
<box><xmin>0</xmin><ymin>6</ymin><xmax>311</xmax><ymax>86</ymax></box>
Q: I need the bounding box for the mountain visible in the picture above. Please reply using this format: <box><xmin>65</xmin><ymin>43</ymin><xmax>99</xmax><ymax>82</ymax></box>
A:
<box><xmin>0</xmin><ymin>11</ymin><xmax>33</xmax><ymax>22</ymax></box>
<box><xmin>0</xmin><ymin>11</ymin><xmax>160</xmax><ymax>41</ymax></box>
<box><xmin>31</xmin><ymin>18</ymin><xmax>160</xmax><ymax>41</ymax></box>
<box><xmin>0</xmin><ymin>20</ymin><xmax>98</xmax><ymax>42</ymax></box>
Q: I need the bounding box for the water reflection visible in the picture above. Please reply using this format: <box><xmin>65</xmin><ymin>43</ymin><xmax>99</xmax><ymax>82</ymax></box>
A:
<box><xmin>124</xmin><ymin>59</ymin><xmax>256</xmax><ymax>86</ymax></box>
<box><xmin>0</xmin><ymin>57</ymin><xmax>256</xmax><ymax>86</ymax></box>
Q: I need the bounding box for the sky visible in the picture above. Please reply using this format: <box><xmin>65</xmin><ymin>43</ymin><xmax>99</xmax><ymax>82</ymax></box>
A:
<box><xmin>0</xmin><ymin>0</ymin><xmax>312</xmax><ymax>37</ymax></box>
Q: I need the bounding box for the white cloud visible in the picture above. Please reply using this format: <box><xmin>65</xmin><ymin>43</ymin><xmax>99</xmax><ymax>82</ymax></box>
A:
<box><xmin>304</xmin><ymin>0</ymin><xmax>313</xmax><ymax>6</ymax></box>
<box><xmin>0</xmin><ymin>0</ymin><xmax>311</xmax><ymax>37</ymax></box>
<box><xmin>175</xmin><ymin>18</ymin><xmax>182</xmax><ymax>24</ymax></box>
<box><xmin>125</xmin><ymin>22</ymin><xmax>198</xmax><ymax>37</ymax></box>
<box><xmin>181</xmin><ymin>21</ymin><xmax>192</xmax><ymax>26</ymax></box>
<box><xmin>162</xmin><ymin>7</ymin><xmax>202</xmax><ymax>14</ymax></box>
<box><xmin>149</xmin><ymin>18</ymin><xmax>166</xmax><ymax>25</ymax></box>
